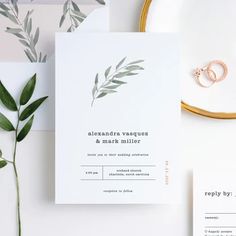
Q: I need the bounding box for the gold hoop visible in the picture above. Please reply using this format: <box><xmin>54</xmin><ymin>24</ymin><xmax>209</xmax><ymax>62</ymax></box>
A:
<box><xmin>139</xmin><ymin>0</ymin><xmax>236</xmax><ymax>119</ymax></box>
<box><xmin>207</xmin><ymin>60</ymin><xmax>228</xmax><ymax>82</ymax></box>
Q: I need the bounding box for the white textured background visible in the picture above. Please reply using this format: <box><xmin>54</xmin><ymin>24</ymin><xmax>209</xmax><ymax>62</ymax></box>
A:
<box><xmin>0</xmin><ymin>0</ymin><xmax>236</xmax><ymax>236</ymax></box>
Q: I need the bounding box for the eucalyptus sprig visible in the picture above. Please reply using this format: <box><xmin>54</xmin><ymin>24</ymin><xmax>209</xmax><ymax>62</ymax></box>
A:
<box><xmin>59</xmin><ymin>0</ymin><xmax>87</xmax><ymax>32</ymax></box>
<box><xmin>91</xmin><ymin>57</ymin><xmax>144</xmax><ymax>107</ymax></box>
<box><xmin>0</xmin><ymin>0</ymin><xmax>47</xmax><ymax>62</ymax></box>
<box><xmin>0</xmin><ymin>73</ymin><xmax>48</xmax><ymax>236</ymax></box>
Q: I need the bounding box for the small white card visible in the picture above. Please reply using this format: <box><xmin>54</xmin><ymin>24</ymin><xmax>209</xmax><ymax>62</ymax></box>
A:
<box><xmin>194</xmin><ymin>171</ymin><xmax>236</xmax><ymax>236</ymax></box>
<box><xmin>55</xmin><ymin>33</ymin><xmax>180</xmax><ymax>204</ymax></box>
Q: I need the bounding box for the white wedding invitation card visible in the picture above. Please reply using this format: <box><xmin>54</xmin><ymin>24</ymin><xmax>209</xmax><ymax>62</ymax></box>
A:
<box><xmin>55</xmin><ymin>33</ymin><xmax>180</xmax><ymax>204</ymax></box>
<box><xmin>194</xmin><ymin>170</ymin><xmax>236</xmax><ymax>236</ymax></box>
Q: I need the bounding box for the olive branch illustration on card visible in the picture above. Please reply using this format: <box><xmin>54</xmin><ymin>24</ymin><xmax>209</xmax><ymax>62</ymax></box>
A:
<box><xmin>59</xmin><ymin>0</ymin><xmax>87</xmax><ymax>32</ymax></box>
<box><xmin>59</xmin><ymin>0</ymin><xmax>105</xmax><ymax>32</ymax></box>
<box><xmin>91</xmin><ymin>57</ymin><xmax>144</xmax><ymax>107</ymax></box>
<box><xmin>0</xmin><ymin>0</ymin><xmax>47</xmax><ymax>63</ymax></box>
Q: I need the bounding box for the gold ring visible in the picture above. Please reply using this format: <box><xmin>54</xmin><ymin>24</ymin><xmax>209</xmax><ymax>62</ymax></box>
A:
<box><xmin>139</xmin><ymin>0</ymin><xmax>236</xmax><ymax>119</ymax></box>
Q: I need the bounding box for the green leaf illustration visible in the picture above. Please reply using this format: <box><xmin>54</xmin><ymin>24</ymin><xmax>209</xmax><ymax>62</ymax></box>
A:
<box><xmin>60</xmin><ymin>0</ymin><xmax>87</xmax><ymax>32</ymax></box>
<box><xmin>95</xmin><ymin>0</ymin><xmax>106</xmax><ymax>5</ymax></box>
<box><xmin>0</xmin><ymin>2</ymin><xmax>9</xmax><ymax>11</ymax></box>
<box><xmin>0</xmin><ymin>81</ymin><xmax>17</xmax><ymax>111</ymax></box>
<box><xmin>114</xmin><ymin>71</ymin><xmax>131</xmax><ymax>78</ymax></box>
<box><xmin>19</xmin><ymin>39</ymin><xmax>30</xmax><ymax>48</ymax></box>
<box><xmin>0</xmin><ymin>2</ymin><xmax>47</xmax><ymax>63</ymax></box>
<box><xmin>97</xmin><ymin>93</ymin><xmax>108</xmax><ymax>98</ymax></box>
<box><xmin>5</xmin><ymin>27</ymin><xmax>22</xmax><ymax>33</ymax></box>
<box><xmin>105</xmin><ymin>85</ymin><xmax>121</xmax><ymax>89</ymax></box>
<box><xmin>5</xmin><ymin>11</ymin><xmax>18</xmax><ymax>24</ymax></box>
<box><xmin>24</xmin><ymin>49</ymin><xmax>36</xmax><ymax>62</ymax></box>
<box><xmin>91</xmin><ymin>57</ymin><xmax>144</xmax><ymax>106</ymax></box>
<box><xmin>17</xmin><ymin>115</ymin><xmax>34</xmax><ymax>142</ymax></box>
<box><xmin>116</xmin><ymin>57</ymin><xmax>126</xmax><ymax>70</ymax></box>
<box><xmin>127</xmin><ymin>60</ymin><xmax>144</xmax><ymax>65</ymax></box>
<box><xmin>126</xmin><ymin>65</ymin><xmax>144</xmax><ymax>71</ymax></box>
<box><xmin>0</xmin><ymin>112</ymin><xmax>15</xmax><ymax>131</ymax></box>
<box><xmin>71</xmin><ymin>1</ymin><xmax>80</xmax><ymax>12</ymax></box>
<box><xmin>20</xmin><ymin>74</ymin><xmax>36</xmax><ymax>105</ymax></box>
<box><xmin>112</xmin><ymin>80</ymin><xmax>127</xmax><ymax>85</ymax></box>
<box><xmin>105</xmin><ymin>66</ymin><xmax>111</xmax><ymax>78</ymax></box>
<box><xmin>33</xmin><ymin>27</ymin><xmax>40</xmax><ymax>45</ymax></box>
<box><xmin>19</xmin><ymin>96</ymin><xmax>48</xmax><ymax>121</ymax></box>
<box><xmin>59</xmin><ymin>14</ymin><xmax>66</xmax><ymax>27</ymax></box>
<box><xmin>0</xmin><ymin>160</ymin><xmax>7</xmax><ymax>168</ymax></box>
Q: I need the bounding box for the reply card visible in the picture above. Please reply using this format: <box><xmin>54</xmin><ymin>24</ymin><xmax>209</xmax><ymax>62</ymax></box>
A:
<box><xmin>55</xmin><ymin>33</ymin><xmax>180</xmax><ymax>204</ymax></box>
<box><xmin>194</xmin><ymin>171</ymin><xmax>236</xmax><ymax>236</ymax></box>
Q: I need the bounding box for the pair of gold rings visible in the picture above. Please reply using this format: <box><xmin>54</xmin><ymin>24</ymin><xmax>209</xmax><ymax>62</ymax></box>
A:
<box><xmin>193</xmin><ymin>60</ymin><xmax>228</xmax><ymax>88</ymax></box>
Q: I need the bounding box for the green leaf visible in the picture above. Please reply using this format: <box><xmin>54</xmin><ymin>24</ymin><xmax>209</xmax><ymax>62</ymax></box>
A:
<box><xmin>104</xmin><ymin>84</ymin><xmax>121</xmax><ymax>89</ymax></box>
<box><xmin>0</xmin><ymin>160</ymin><xmax>7</xmax><ymax>169</ymax></box>
<box><xmin>95</xmin><ymin>73</ymin><xmax>99</xmax><ymax>84</ymax></box>
<box><xmin>39</xmin><ymin>52</ymin><xmax>42</xmax><ymax>62</ymax></box>
<box><xmin>0</xmin><ymin>81</ymin><xmax>17</xmax><ymax>111</ymax></box>
<box><xmin>72</xmin><ymin>1</ymin><xmax>80</xmax><ymax>12</ymax></box>
<box><xmin>0</xmin><ymin>11</ymin><xmax>7</xmax><ymax>17</ymax></box>
<box><xmin>114</xmin><ymin>71</ymin><xmax>130</xmax><ymax>78</ymax></box>
<box><xmin>34</xmin><ymin>27</ymin><xmax>40</xmax><ymax>45</ymax></box>
<box><xmin>17</xmin><ymin>115</ymin><xmax>34</xmax><ymax>142</ymax></box>
<box><xmin>95</xmin><ymin>0</ymin><xmax>106</xmax><ymax>5</ymax></box>
<box><xmin>0</xmin><ymin>150</ymin><xmax>2</xmax><ymax>157</ymax></box>
<box><xmin>67</xmin><ymin>26</ymin><xmax>72</xmax><ymax>32</ymax></box>
<box><xmin>105</xmin><ymin>66</ymin><xmax>111</xmax><ymax>78</ymax></box>
<box><xmin>72</xmin><ymin>15</ymin><xmax>84</xmax><ymax>23</ymax></box>
<box><xmin>128</xmin><ymin>60</ymin><xmax>144</xmax><ymax>65</ymax></box>
<box><xmin>20</xmin><ymin>74</ymin><xmax>36</xmax><ymax>105</ymax></box>
<box><xmin>71</xmin><ymin>16</ymin><xmax>79</xmax><ymax>27</ymax></box>
<box><xmin>19</xmin><ymin>96</ymin><xmax>48</xmax><ymax>121</ymax></box>
<box><xmin>5</xmin><ymin>27</ymin><xmax>22</xmax><ymax>33</ymax></box>
<box><xmin>126</xmin><ymin>65</ymin><xmax>144</xmax><ymax>71</ymax></box>
<box><xmin>24</xmin><ymin>49</ymin><xmax>35</xmax><ymax>62</ymax></box>
<box><xmin>92</xmin><ymin>85</ymin><xmax>97</xmax><ymax>97</ymax></box>
<box><xmin>13</xmin><ymin>2</ymin><xmax>18</xmax><ymax>16</ymax></box>
<box><xmin>71</xmin><ymin>10</ymin><xmax>86</xmax><ymax>19</ymax></box>
<box><xmin>27</xmin><ymin>18</ymin><xmax>32</xmax><ymax>34</ymax></box>
<box><xmin>97</xmin><ymin>93</ymin><xmax>108</xmax><ymax>98</ymax></box>
<box><xmin>63</xmin><ymin>0</ymin><xmax>69</xmax><ymax>15</ymax></box>
<box><xmin>19</xmin><ymin>39</ymin><xmax>30</xmax><ymax>48</ymax></box>
<box><xmin>42</xmin><ymin>55</ymin><xmax>47</xmax><ymax>63</ymax></box>
<box><xmin>100</xmin><ymin>90</ymin><xmax>117</xmax><ymax>94</ymax></box>
<box><xmin>0</xmin><ymin>2</ymin><xmax>9</xmax><ymax>11</ymax></box>
<box><xmin>59</xmin><ymin>14</ymin><xmax>65</xmax><ymax>27</ymax></box>
<box><xmin>5</xmin><ymin>11</ymin><xmax>18</xmax><ymax>24</ymax></box>
<box><xmin>112</xmin><ymin>80</ymin><xmax>126</xmax><ymax>85</ymax></box>
<box><xmin>0</xmin><ymin>112</ymin><xmax>15</xmax><ymax>131</ymax></box>
<box><xmin>12</xmin><ymin>33</ymin><xmax>25</xmax><ymax>39</ymax></box>
<box><xmin>24</xmin><ymin>11</ymin><xmax>29</xmax><ymax>31</ymax></box>
<box><xmin>126</xmin><ymin>72</ymin><xmax>139</xmax><ymax>76</ymax></box>
<box><xmin>116</xmin><ymin>57</ymin><xmax>126</xmax><ymax>70</ymax></box>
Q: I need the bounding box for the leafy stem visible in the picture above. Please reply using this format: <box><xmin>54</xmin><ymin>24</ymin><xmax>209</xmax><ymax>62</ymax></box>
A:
<box><xmin>0</xmin><ymin>73</ymin><xmax>48</xmax><ymax>236</ymax></box>
<box><xmin>59</xmin><ymin>0</ymin><xmax>86</xmax><ymax>32</ymax></box>
<box><xmin>91</xmin><ymin>57</ymin><xmax>145</xmax><ymax>107</ymax></box>
<box><xmin>0</xmin><ymin>0</ymin><xmax>47</xmax><ymax>62</ymax></box>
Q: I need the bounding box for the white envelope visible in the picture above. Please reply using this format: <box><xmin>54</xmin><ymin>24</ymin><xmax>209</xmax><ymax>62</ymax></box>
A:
<box><xmin>0</xmin><ymin>1</ymin><xmax>109</xmax><ymax>130</ymax></box>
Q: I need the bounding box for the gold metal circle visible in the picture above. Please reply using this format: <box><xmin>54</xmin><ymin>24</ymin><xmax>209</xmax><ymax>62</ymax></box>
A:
<box><xmin>139</xmin><ymin>0</ymin><xmax>236</xmax><ymax>119</ymax></box>
<box><xmin>207</xmin><ymin>60</ymin><xmax>228</xmax><ymax>82</ymax></box>
<box><xmin>194</xmin><ymin>68</ymin><xmax>216</xmax><ymax>88</ymax></box>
